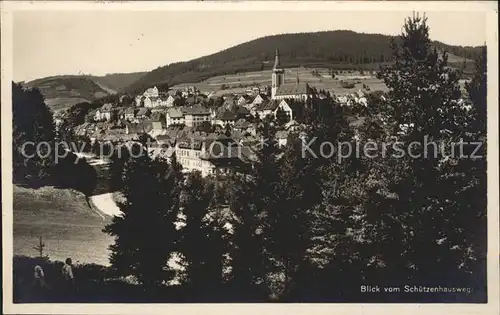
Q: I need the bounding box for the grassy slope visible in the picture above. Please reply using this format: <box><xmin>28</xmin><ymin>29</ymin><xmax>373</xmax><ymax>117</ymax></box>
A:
<box><xmin>172</xmin><ymin>68</ymin><xmax>390</xmax><ymax>96</ymax></box>
<box><xmin>13</xmin><ymin>185</ymin><xmax>113</xmax><ymax>266</ymax></box>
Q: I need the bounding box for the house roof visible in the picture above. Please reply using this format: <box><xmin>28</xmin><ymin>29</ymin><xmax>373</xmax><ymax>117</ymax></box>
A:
<box><xmin>137</xmin><ymin>107</ymin><xmax>150</xmax><ymax>116</ymax></box>
<box><xmin>256</xmin><ymin>100</ymin><xmax>279</xmax><ymax>111</ymax></box>
<box><xmin>216</xmin><ymin>110</ymin><xmax>237</xmax><ymax>121</ymax></box>
<box><xmin>234</xmin><ymin>106</ymin><xmax>250</xmax><ymax>116</ymax></box>
<box><xmin>124</xmin><ymin>107</ymin><xmax>136</xmax><ymax>114</ymax></box>
<box><xmin>126</xmin><ymin>122</ymin><xmax>154</xmax><ymax>134</ymax></box>
<box><xmin>239</xmin><ymin>94</ymin><xmax>252</xmax><ymax>101</ymax></box>
<box><xmin>101</xmin><ymin>103</ymin><xmax>113</xmax><ymax>111</ymax></box>
<box><xmin>150</xmin><ymin>112</ymin><xmax>165</xmax><ymax>122</ymax></box>
<box><xmin>276</xmin><ymin>130</ymin><xmax>289</xmax><ymax>139</ymax></box>
<box><xmin>182</xmin><ymin>105</ymin><xmax>211</xmax><ymax>116</ymax></box>
<box><xmin>199</xmin><ymin>137</ymin><xmax>255</xmax><ymax>162</ymax></box>
<box><xmin>253</xmin><ymin>94</ymin><xmax>269</xmax><ymax>103</ymax></box>
<box><xmin>233</xmin><ymin>118</ymin><xmax>252</xmax><ymax>129</ymax></box>
<box><xmin>167</xmin><ymin>107</ymin><xmax>184</xmax><ymax>118</ymax></box>
<box><xmin>275</xmin><ymin>83</ymin><xmax>312</xmax><ymax>96</ymax></box>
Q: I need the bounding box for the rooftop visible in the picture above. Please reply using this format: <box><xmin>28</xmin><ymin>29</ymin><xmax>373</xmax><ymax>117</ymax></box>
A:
<box><xmin>275</xmin><ymin>83</ymin><xmax>312</xmax><ymax>96</ymax></box>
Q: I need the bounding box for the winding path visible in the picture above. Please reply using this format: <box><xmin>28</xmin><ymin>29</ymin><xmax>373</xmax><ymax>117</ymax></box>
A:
<box><xmin>90</xmin><ymin>193</ymin><xmax>122</xmax><ymax>217</ymax></box>
<box><xmin>73</xmin><ymin>151</ymin><xmax>123</xmax><ymax>218</ymax></box>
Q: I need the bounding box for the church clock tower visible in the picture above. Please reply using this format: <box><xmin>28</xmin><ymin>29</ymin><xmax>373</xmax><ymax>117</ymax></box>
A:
<box><xmin>271</xmin><ymin>48</ymin><xmax>284</xmax><ymax>99</ymax></box>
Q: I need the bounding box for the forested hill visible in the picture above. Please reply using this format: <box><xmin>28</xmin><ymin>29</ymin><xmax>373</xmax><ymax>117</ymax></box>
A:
<box><xmin>23</xmin><ymin>72</ymin><xmax>146</xmax><ymax>112</ymax></box>
<box><xmin>126</xmin><ymin>30</ymin><xmax>484</xmax><ymax>92</ymax></box>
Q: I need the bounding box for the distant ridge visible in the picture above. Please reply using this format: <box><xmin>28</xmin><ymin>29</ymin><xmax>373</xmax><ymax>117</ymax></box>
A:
<box><xmin>26</xmin><ymin>30</ymin><xmax>483</xmax><ymax>107</ymax></box>
<box><xmin>125</xmin><ymin>30</ymin><xmax>483</xmax><ymax>93</ymax></box>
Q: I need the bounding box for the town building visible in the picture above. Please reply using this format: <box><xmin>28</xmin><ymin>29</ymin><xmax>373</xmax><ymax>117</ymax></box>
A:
<box><xmin>273</xmin><ymin>99</ymin><xmax>304</xmax><ymax>122</ymax></box>
<box><xmin>182</xmin><ymin>105</ymin><xmax>212</xmax><ymax>128</ymax></box>
<box><xmin>136</xmin><ymin>107</ymin><xmax>151</xmax><ymax>119</ymax></box>
<box><xmin>252</xmin><ymin>93</ymin><xmax>269</xmax><ymax>106</ymax></box>
<box><xmin>124</xmin><ymin>107</ymin><xmax>137</xmax><ymax>121</ymax></box>
<box><xmin>144</xmin><ymin>86</ymin><xmax>159</xmax><ymax>98</ymax></box>
<box><xmin>94</xmin><ymin>103</ymin><xmax>114</xmax><ymax>121</ymax></box>
<box><xmin>214</xmin><ymin>110</ymin><xmax>238</xmax><ymax>127</ymax></box>
<box><xmin>166</xmin><ymin>108</ymin><xmax>186</xmax><ymax>127</ymax></box>
<box><xmin>175</xmin><ymin>134</ymin><xmax>255</xmax><ymax>177</ymax></box>
<box><xmin>237</xmin><ymin>95</ymin><xmax>252</xmax><ymax>106</ymax></box>
<box><xmin>252</xmin><ymin>99</ymin><xmax>279</xmax><ymax>119</ymax></box>
<box><xmin>233</xmin><ymin>119</ymin><xmax>257</xmax><ymax>136</ymax></box>
<box><xmin>271</xmin><ymin>49</ymin><xmax>315</xmax><ymax>101</ymax></box>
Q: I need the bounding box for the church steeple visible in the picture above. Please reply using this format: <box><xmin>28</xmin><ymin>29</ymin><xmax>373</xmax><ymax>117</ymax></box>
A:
<box><xmin>271</xmin><ymin>47</ymin><xmax>284</xmax><ymax>100</ymax></box>
<box><xmin>296</xmin><ymin>69</ymin><xmax>300</xmax><ymax>85</ymax></box>
<box><xmin>273</xmin><ymin>48</ymin><xmax>281</xmax><ymax>69</ymax></box>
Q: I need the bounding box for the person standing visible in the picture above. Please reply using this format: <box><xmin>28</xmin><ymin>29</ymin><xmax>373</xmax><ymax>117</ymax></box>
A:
<box><xmin>33</xmin><ymin>264</ymin><xmax>47</xmax><ymax>300</ymax></box>
<box><xmin>61</xmin><ymin>258</ymin><xmax>75</xmax><ymax>300</ymax></box>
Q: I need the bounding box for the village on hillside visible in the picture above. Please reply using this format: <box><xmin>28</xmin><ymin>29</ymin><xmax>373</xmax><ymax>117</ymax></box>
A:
<box><xmin>59</xmin><ymin>49</ymin><xmax>396</xmax><ymax>177</ymax></box>
<box><xmin>10</xmin><ymin>5</ymin><xmax>490</xmax><ymax>305</ymax></box>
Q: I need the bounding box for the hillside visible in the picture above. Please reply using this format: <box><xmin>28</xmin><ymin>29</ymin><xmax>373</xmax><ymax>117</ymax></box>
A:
<box><xmin>126</xmin><ymin>30</ymin><xmax>483</xmax><ymax>93</ymax></box>
<box><xmin>24</xmin><ymin>72</ymin><xmax>146</xmax><ymax>112</ymax></box>
<box><xmin>24</xmin><ymin>76</ymin><xmax>111</xmax><ymax>112</ymax></box>
<box><xmin>91</xmin><ymin>72</ymin><xmax>147</xmax><ymax>93</ymax></box>
<box><xmin>13</xmin><ymin>185</ymin><xmax>113</xmax><ymax>265</ymax></box>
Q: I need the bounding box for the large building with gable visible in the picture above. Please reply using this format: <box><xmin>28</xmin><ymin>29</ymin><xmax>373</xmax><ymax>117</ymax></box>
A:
<box><xmin>271</xmin><ymin>49</ymin><xmax>315</xmax><ymax>101</ymax></box>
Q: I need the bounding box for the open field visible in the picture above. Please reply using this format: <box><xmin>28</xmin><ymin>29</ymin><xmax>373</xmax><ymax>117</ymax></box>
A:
<box><xmin>13</xmin><ymin>185</ymin><xmax>113</xmax><ymax>266</ymax></box>
<box><xmin>172</xmin><ymin>68</ymin><xmax>389</xmax><ymax>97</ymax></box>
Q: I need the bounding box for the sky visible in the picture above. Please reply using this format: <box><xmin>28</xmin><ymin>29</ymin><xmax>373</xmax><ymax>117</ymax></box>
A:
<box><xmin>12</xmin><ymin>9</ymin><xmax>488</xmax><ymax>82</ymax></box>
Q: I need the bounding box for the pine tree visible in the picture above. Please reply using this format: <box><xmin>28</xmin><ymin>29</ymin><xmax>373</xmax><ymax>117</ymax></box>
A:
<box><xmin>375</xmin><ymin>13</ymin><xmax>486</xmax><ymax>288</ymax></box>
<box><xmin>103</xmin><ymin>152</ymin><xmax>182</xmax><ymax>288</ymax></box>
<box><xmin>265</xmin><ymin>137</ymin><xmax>321</xmax><ymax>299</ymax></box>
<box><xmin>228</xmin><ymin>173</ymin><xmax>268</xmax><ymax>293</ymax></box>
<box><xmin>12</xmin><ymin>83</ymin><xmax>56</xmax><ymax>183</ymax></box>
<box><xmin>178</xmin><ymin>171</ymin><xmax>229</xmax><ymax>299</ymax></box>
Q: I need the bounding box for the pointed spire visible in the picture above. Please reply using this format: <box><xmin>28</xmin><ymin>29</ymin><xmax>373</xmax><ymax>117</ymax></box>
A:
<box><xmin>296</xmin><ymin>69</ymin><xmax>300</xmax><ymax>85</ymax></box>
<box><xmin>273</xmin><ymin>48</ymin><xmax>280</xmax><ymax>69</ymax></box>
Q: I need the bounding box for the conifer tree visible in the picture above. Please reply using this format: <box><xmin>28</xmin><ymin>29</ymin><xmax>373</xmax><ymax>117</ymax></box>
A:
<box><xmin>228</xmin><ymin>173</ymin><xmax>268</xmax><ymax>293</ymax></box>
<box><xmin>103</xmin><ymin>152</ymin><xmax>182</xmax><ymax>288</ymax></box>
<box><xmin>12</xmin><ymin>83</ymin><xmax>56</xmax><ymax>183</ymax></box>
<box><xmin>374</xmin><ymin>13</ymin><xmax>486</xmax><ymax>286</ymax></box>
<box><xmin>265</xmin><ymin>136</ymin><xmax>321</xmax><ymax>298</ymax></box>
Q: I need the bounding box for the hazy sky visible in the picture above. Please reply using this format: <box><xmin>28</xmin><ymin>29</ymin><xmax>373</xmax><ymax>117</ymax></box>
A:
<box><xmin>13</xmin><ymin>10</ymin><xmax>488</xmax><ymax>82</ymax></box>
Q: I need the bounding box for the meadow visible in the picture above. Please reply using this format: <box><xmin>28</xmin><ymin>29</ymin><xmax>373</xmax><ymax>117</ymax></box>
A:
<box><xmin>172</xmin><ymin>68</ymin><xmax>390</xmax><ymax>97</ymax></box>
<box><xmin>13</xmin><ymin>185</ymin><xmax>113</xmax><ymax>266</ymax></box>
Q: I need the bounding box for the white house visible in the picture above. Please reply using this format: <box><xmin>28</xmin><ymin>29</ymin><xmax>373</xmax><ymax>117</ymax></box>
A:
<box><xmin>165</xmin><ymin>95</ymin><xmax>176</xmax><ymax>107</ymax></box>
<box><xmin>166</xmin><ymin>108</ymin><xmax>185</xmax><ymax>127</ymax></box>
<box><xmin>253</xmin><ymin>100</ymin><xmax>279</xmax><ymax>119</ymax></box>
<box><xmin>175</xmin><ymin>135</ymin><xmax>254</xmax><ymax>177</ymax></box>
<box><xmin>237</xmin><ymin>95</ymin><xmax>251</xmax><ymax>106</ymax></box>
<box><xmin>144</xmin><ymin>86</ymin><xmax>159</xmax><ymax>98</ymax></box>
<box><xmin>252</xmin><ymin>93</ymin><xmax>269</xmax><ymax>106</ymax></box>
<box><xmin>94</xmin><ymin>103</ymin><xmax>114</xmax><ymax>121</ymax></box>
<box><xmin>273</xmin><ymin>100</ymin><xmax>296</xmax><ymax>121</ymax></box>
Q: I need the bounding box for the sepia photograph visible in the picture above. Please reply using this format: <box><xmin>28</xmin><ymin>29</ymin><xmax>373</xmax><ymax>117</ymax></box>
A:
<box><xmin>1</xmin><ymin>1</ymin><xmax>498</xmax><ymax>314</ymax></box>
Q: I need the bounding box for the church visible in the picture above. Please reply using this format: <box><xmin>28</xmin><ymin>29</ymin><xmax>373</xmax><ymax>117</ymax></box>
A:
<box><xmin>271</xmin><ymin>49</ymin><xmax>315</xmax><ymax>101</ymax></box>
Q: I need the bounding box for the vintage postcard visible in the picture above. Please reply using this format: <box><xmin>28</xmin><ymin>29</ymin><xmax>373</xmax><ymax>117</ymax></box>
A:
<box><xmin>1</xmin><ymin>1</ymin><xmax>499</xmax><ymax>314</ymax></box>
